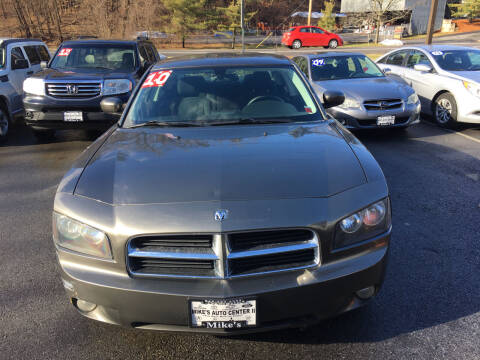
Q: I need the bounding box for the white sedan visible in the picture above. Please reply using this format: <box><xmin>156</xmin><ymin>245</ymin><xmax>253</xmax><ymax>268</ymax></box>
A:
<box><xmin>376</xmin><ymin>45</ymin><xmax>480</xmax><ymax>128</ymax></box>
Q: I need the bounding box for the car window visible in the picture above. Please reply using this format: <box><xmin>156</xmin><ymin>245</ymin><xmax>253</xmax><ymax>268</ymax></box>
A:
<box><xmin>124</xmin><ymin>66</ymin><xmax>321</xmax><ymax>126</ymax></box>
<box><xmin>430</xmin><ymin>49</ymin><xmax>480</xmax><ymax>71</ymax></box>
<box><xmin>144</xmin><ymin>44</ymin><xmax>157</xmax><ymax>62</ymax></box>
<box><xmin>0</xmin><ymin>47</ymin><xmax>4</xmax><ymax>68</ymax></box>
<box><xmin>138</xmin><ymin>45</ymin><xmax>149</xmax><ymax>64</ymax></box>
<box><xmin>299</xmin><ymin>28</ymin><xmax>310</xmax><ymax>33</ymax></box>
<box><xmin>293</xmin><ymin>57</ymin><xmax>308</xmax><ymax>76</ymax></box>
<box><xmin>36</xmin><ymin>45</ymin><xmax>51</xmax><ymax>62</ymax></box>
<box><xmin>406</xmin><ymin>51</ymin><xmax>432</xmax><ymax>68</ymax></box>
<box><xmin>50</xmin><ymin>44</ymin><xmax>137</xmax><ymax>71</ymax></box>
<box><xmin>312</xmin><ymin>28</ymin><xmax>324</xmax><ymax>34</ymax></box>
<box><xmin>288</xmin><ymin>27</ymin><xmax>296</xmax><ymax>32</ymax></box>
<box><xmin>10</xmin><ymin>46</ymin><xmax>26</xmax><ymax>68</ymax></box>
<box><xmin>24</xmin><ymin>45</ymin><xmax>40</xmax><ymax>65</ymax></box>
<box><xmin>310</xmin><ymin>54</ymin><xmax>384</xmax><ymax>81</ymax></box>
<box><xmin>386</xmin><ymin>50</ymin><xmax>409</xmax><ymax>66</ymax></box>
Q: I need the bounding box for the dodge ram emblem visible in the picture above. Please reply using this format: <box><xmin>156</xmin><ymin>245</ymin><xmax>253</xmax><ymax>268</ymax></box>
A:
<box><xmin>214</xmin><ymin>210</ymin><xmax>228</xmax><ymax>221</ymax></box>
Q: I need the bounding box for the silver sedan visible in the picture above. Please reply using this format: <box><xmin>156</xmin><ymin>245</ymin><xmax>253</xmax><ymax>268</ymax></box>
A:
<box><xmin>376</xmin><ymin>45</ymin><xmax>480</xmax><ymax>128</ymax></box>
<box><xmin>292</xmin><ymin>52</ymin><xmax>421</xmax><ymax>130</ymax></box>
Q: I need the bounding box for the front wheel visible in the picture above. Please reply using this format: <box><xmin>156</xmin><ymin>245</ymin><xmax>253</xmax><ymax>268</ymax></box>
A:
<box><xmin>292</xmin><ymin>40</ymin><xmax>302</xmax><ymax>49</ymax></box>
<box><xmin>0</xmin><ymin>105</ymin><xmax>10</xmax><ymax>142</ymax></box>
<box><xmin>434</xmin><ymin>92</ymin><xmax>458</xmax><ymax>129</ymax></box>
<box><xmin>328</xmin><ymin>39</ymin><xmax>339</xmax><ymax>49</ymax></box>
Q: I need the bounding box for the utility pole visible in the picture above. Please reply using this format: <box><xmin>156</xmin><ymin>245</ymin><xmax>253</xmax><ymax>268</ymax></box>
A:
<box><xmin>426</xmin><ymin>0</ymin><xmax>439</xmax><ymax>45</ymax></box>
<box><xmin>241</xmin><ymin>0</ymin><xmax>245</xmax><ymax>52</ymax></box>
<box><xmin>307</xmin><ymin>0</ymin><xmax>313</xmax><ymax>26</ymax></box>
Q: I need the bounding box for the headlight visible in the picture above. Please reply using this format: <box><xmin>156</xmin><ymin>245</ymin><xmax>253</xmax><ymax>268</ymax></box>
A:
<box><xmin>23</xmin><ymin>77</ymin><xmax>45</xmax><ymax>96</ymax></box>
<box><xmin>52</xmin><ymin>212</ymin><xmax>112</xmax><ymax>259</ymax></box>
<box><xmin>335</xmin><ymin>198</ymin><xmax>391</xmax><ymax>249</ymax></box>
<box><xmin>337</xmin><ymin>97</ymin><xmax>360</xmax><ymax>109</ymax></box>
<box><xmin>463</xmin><ymin>80</ymin><xmax>480</xmax><ymax>98</ymax></box>
<box><xmin>407</xmin><ymin>92</ymin><xmax>419</xmax><ymax>104</ymax></box>
<box><xmin>103</xmin><ymin>79</ymin><xmax>132</xmax><ymax>95</ymax></box>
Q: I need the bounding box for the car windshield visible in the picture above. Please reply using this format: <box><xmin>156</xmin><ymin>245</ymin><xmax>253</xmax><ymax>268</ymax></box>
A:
<box><xmin>50</xmin><ymin>44</ymin><xmax>137</xmax><ymax>71</ymax></box>
<box><xmin>311</xmin><ymin>55</ymin><xmax>384</xmax><ymax>81</ymax></box>
<box><xmin>431</xmin><ymin>49</ymin><xmax>480</xmax><ymax>71</ymax></box>
<box><xmin>0</xmin><ymin>47</ymin><xmax>4</xmax><ymax>68</ymax></box>
<box><xmin>124</xmin><ymin>65</ymin><xmax>322</xmax><ymax>127</ymax></box>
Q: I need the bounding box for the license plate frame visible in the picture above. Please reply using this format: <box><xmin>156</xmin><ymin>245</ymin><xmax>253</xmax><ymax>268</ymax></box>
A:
<box><xmin>377</xmin><ymin>115</ymin><xmax>395</xmax><ymax>126</ymax></box>
<box><xmin>63</xmin><ymin>111</ymin><xmax>83</xmax><ymax>122</ymax></box>
<box><xmin>189</xmin><ymin>297</ymin><xmax>257</xmax><ymax>330</ymax></box>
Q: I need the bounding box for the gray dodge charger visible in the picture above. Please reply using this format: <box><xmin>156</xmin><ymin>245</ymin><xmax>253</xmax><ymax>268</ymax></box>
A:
<box><xmin>53</xmin><ymin>53</ymin><xmax>391</xmax><ymax>334</ymax></box>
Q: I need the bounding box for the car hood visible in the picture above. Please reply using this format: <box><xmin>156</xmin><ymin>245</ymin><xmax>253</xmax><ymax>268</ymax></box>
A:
<box><xmin>31</xmin><ymin>67</ymin><xmax>133</xmax><ymax>81</ymax></box>
<box><xmin>74</xmin><ymin>122</ymin><xmax>367</xmax><ymax>205</ymax></box>
<box><xmin>447</xmin><ymin>70</ymin><xmax>480</xmax><ymax>84</ymax></box>
<box><xmin>312</xmin><ymin>77</ymin><xmax>412</xmax><ymax>100</ymax></box>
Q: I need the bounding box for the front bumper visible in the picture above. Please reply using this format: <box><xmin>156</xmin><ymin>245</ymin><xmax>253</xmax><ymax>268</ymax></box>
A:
<box><xmin>58</xmin><ymin>232</ymin><xmax>389</xmax><ymax>335</ymax></box>
<box><xmin>23</xmin><ymin>93</ymin><xmax>130</xmax><ymax>130</ymax></box>
<box><xmin>328</xmin><ymin>102</ymin><xmax>421</xmax><ymax>129</ymax></box>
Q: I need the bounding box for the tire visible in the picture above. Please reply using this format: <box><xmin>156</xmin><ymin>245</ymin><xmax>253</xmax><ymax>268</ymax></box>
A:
<box><xmin>434</xmin><ymin>92</ymin><xmax>458</xmax><ymax>129</ymax></box>
<box><xmin>0</xmin><ymin>104</ymin><xmax>10</xmax><ymax>142</ymax></box>
<box><xmin>292</xmin><ymin>40</ymin><xmax>302</xmax><ymax>49</ymax></box>
<box><xmin>328</xmin><ymin>39</ymin><xmax>339</xmax><ymax>49</ymax></box>
<box><xmin>32</xmin><ymin>128</ymin><xmax>55</xmax><ymax>141</ymax></box>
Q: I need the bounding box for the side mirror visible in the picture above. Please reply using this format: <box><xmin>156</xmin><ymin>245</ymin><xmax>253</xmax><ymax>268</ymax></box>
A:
<box><xmin>323</xmin><ymin>90</ymin><xmax>345</xmax><ymax>109</ymax></box>
<box><xmin>12</xmin><ymin>59</ymin><xmax>29</xmax><ymax>70</ymax></box>
<box><xmin>414</xmin><ymin>63</ymin><xmax>432</xmax><ymax>73</ymax></box>
<box><xmin>100</xmin><ymin>97</ymin><xmax>124</xmax><ymax>115</ymax></box>
<box><xmin>382</xmin><ymin>67</ymin><xmax>392</xmax><ymax>75</ymax></box>
<box><xmin>40</xmin><ymin>61</ymin><xmax>48</xmax><ymax>69</ymax></box>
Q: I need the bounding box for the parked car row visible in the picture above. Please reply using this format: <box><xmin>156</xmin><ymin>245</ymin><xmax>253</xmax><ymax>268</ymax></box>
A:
<box><xmin>4</xmin><ymin>36</ymin><xmax>479</xmax><ymax>335</ymax></box>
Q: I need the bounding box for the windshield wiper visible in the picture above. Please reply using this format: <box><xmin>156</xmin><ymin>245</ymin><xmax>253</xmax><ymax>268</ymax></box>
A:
<box><xmin>127</xmin><ymin>121</ymin><xmax>203</xmax><ymax>128</ymax></box>
<box><xmin>210</xmin><ymin>118</ymin><xmax>295</xmax><ymax>126</ymax></box>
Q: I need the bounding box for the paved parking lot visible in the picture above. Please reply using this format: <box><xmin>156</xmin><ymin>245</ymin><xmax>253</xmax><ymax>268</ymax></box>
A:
<box><xmin>0</xmin><ymin>120</ymin><xmax>479</xmax><ymax>359</ymax></box>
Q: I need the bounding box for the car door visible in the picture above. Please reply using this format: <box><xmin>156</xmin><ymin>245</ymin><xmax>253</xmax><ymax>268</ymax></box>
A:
<box><xmin>298</xmin><ymin>27</ymin><xmax>312</xmax><ymax>46</ymax></box>
<box><xmin>7</xmin><ymin>45</ymin><xmax>29</xmax><ymax>111</ymax></box>
<box><xmin>22</xmin><ymin>45</ymin><xmax>41</xmax><ymax>74</ymax></box>
<box><xmin>311</xmin><ymin>27</ymin><xmax>327</xmax><ymax>47</ymax></box>
<box><xmin>379</xmin><ymin>50</ymin><xmax>409</xmax><ymax>81</ymax></box>
<box><xmin>403</xmin><ymin>50</ymin><xmax>438</xmax><ymax>110</ymax></box>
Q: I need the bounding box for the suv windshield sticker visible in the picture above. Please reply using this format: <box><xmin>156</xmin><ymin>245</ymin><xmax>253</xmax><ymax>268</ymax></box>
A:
<box><xmin>142</xmin><ymin>70</ymin><xmax>172</xmax><ymax>88</ymax></box>
<box><xmin>431</xmin><ymin>51</ymin><xmax>443</xmax><ymax>56</ymax></box>
<box><xmin>58</xmin><ymin>48</ymin><xmax>72</xmax><ymax>56</ymax></box>
<box><xmin>312</xmin><ymin>59</ymin><xmax>325</xmax><ymax>67</ymax></box>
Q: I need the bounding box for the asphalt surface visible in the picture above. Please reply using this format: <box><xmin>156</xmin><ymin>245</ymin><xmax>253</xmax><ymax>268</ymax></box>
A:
<box><xmin>0</xmin><ymin>119</ymin><xmax>479</xmax><ymax>359</ymax></box>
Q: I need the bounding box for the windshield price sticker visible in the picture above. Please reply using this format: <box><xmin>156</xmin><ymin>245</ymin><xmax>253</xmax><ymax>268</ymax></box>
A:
<box><xmin>431</xmin><ymin>51</ymin><xmax>443</xmax><ymax>56</ymax></box>
<box><xmin>190</xmin><ymin>299</ymin><xmax>256</xmax><ymax>329</ymax></box>
<box><xmin>312</xmin><ymin>58</ymin><xmax>325</xmax><ymax>67</ymax></box>
<box><xmin>142</xmin><ymin>70</ymin><xmax>173</xmax><ymax>88</ymax></box>
<box><xmin>58</xmin><ymin>48</ymin><xmax>72</xmax><ymax>56</ymax></box>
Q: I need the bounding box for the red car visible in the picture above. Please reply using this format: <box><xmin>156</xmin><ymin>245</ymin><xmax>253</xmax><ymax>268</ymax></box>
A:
<box><xmin>282</xmin><ymin>26</ymin><xmax>343</xmax><ymax>49</ymax></box>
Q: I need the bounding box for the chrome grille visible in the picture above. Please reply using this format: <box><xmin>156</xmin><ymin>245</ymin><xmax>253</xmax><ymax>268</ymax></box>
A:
<box><xmin>46</xmin><ymin>82</ymin><xmax>101</xmax><ymax>98</ymax></box>
<box><xmin>363</xmin><ymin>98</ymin><xmax>402</xmax><ymax>111</ymax></box>
<box><xmin>127</xmin><ymin>229</ymin><xmax>319</xmax><ymax>279</ymax></box>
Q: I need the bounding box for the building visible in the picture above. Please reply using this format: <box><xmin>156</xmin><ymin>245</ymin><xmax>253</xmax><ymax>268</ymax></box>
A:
<box><xmin>340</xmin><ymin>0</ymin><xmax>448</xmax><ymax>35</ymax></box>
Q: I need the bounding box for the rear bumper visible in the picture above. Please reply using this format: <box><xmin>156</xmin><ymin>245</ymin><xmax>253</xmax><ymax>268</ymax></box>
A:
<box><xmin>58</xmin><ymin>232</ymin><xmax>390</xmax><ymax>335</ymax></box>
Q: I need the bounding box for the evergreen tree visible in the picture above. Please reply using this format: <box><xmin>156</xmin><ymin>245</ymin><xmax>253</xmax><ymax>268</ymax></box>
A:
<box><xmin>450</xmin><ymin>0</ymin><xmax>480</xmax><ymax>23</ymax></box>
<box><xmin>317</xmin><ymin>1</ymin><xmax>336</xmax><ymax>31</ymax></box>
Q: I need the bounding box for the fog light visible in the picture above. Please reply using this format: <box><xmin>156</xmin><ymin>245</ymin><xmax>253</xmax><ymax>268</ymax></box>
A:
<box><xmin>76</xmin><ymin>299</ymin><xmax>97</xmax><ymax>312</ymax></box>
<box><xmin>356</xmin><ymin>286</ymin><xmax>375</xmax><ymax>300</ymax></box>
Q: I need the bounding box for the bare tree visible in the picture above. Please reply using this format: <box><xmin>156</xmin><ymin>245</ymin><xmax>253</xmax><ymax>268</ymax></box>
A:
<box><xmin>367</xmin><ymin>0</ymin><xmax>409</xmax><ymax>43</ymax></box>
